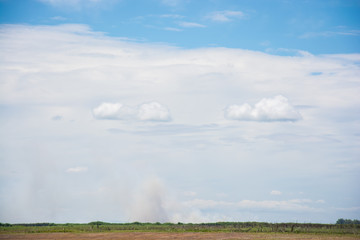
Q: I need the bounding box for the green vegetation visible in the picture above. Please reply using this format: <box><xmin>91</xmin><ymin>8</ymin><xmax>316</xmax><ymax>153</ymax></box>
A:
<box><xmin>336</xmin><ymin>218</ymin><xmax>360</xmax><ymax>225</ymax></box>
<box><xmin>0</xmin><ymin>220</ymin><xmax>359</xmax><ymax>235</ymax></box>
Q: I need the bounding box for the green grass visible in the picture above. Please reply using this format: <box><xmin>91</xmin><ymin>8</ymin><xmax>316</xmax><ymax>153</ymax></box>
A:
<box><xmin>1</xmin><ymin>222</ymin><xmax>359</xmax><ymax>235</ymax></box>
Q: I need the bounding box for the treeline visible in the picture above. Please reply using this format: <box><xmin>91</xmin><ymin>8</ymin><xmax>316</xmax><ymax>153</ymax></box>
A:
<box><xmin>1</xmin><ymin>220</ymin><xmax>360</xmax><ymax>235</ymax></box>
<box><xmin>0</xmin><ymin>222</ymin><xmax>56</xmax><ymax>227</ymax></box>
<box><xmin>336</xmin><ymin>218</ymin><xmax>360</xmax><ymax>224</ymax></box>
<box><xmin>1</xmin><ymin>219</ymin><xmax>359</xmax><ymax>228</ymax></box>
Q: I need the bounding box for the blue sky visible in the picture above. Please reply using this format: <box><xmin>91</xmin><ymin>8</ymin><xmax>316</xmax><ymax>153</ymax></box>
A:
<box><xmin>1</xmin><ymin>0</ymin><xmax>360</xmax><ymax>53</ymax></box>
<box><xmin>0</xmin><ymin>0</ymin><xmax>359</xmax><ymax>224</ymax></box>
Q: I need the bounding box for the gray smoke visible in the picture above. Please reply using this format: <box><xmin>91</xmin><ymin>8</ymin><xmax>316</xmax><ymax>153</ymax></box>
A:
<box><xmin>128</xmin><ymin>177</ymin><xmax>169</xmax><ymax>223</ymax></box>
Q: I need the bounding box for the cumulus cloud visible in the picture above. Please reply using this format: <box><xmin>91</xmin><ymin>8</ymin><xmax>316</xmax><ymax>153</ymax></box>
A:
<box><xmin>225</xmin><ymin>95</ymin><xmax>302</xmax><ymax>122</ymax></box>
<box><xmin>207</xmin><ymin>10</ymin><xmax>244</xmax><ymax>22</ymax></box>
<box><xmin>138</xmin><ymin>102</ymin><xmax>171</xmax><ymax>121</ymax></box>
<box><xmin>93</xmin><ymin>102</ymin><xmax>171</xmax><ymax>121</ymax></box>
<box><xmin>66</xmin><ymin>167</ymin><xmax>88</xmax><ymax>173</ymax></box>
<box><xmin>92</xmin><ymin>102</ymin><xmax>136</xmax><ymax>120</ymax></box>
<box><xmin>92</xmin><ymin>102</ymin><xmax>122</xmax><ymax>119</ymax></box>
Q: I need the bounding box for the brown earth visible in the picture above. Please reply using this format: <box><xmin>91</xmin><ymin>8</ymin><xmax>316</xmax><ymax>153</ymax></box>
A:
<box><xmin>0</xmin><ymin>232</ymin><xmax>359</xmax><ymax>240</ymax></box>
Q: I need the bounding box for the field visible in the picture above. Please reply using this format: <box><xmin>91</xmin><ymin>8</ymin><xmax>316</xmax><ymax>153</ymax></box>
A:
<box><xmin>1</xmin><ymin>232</ymin><xmax>360</xmax><ymax>240</ymax></box>
<box><xmin>1</xmin><ymin>222</ymin><xmax>359</xmax><ymax>239</ymax></box>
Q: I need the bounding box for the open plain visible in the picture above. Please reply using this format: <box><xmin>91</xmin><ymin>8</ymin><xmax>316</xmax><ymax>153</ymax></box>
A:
<box><xmin>1</xmin><ymin>232</ymin><xmax>360</xmax><ymax>240</ymax></box>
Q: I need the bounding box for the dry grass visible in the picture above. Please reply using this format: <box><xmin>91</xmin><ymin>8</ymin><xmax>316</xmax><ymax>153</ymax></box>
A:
<box><xmin>0</xmin><ymin>232</ymin><xmax>359</xmax><ymax>240</ymax></box>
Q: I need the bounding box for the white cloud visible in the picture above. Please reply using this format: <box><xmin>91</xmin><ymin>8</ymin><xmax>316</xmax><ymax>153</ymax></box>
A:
<box><xmin>92</xmin><ymin>102</ymin><xmax>136</xmax><ymax>120</ymax></box>
<box><xmin>334</xmin><ymin>206</ymin><xmax>360</xmax><ymax>212</ymax></box>
<box><xmin>93</xmin><ymin>102</ymin><xmax>171</xmax><ymax>122</ymax></box>
<box><xmin>265</xmin><ymin>48</ymin><xmax>313</xmax><ymax>57</ymax></box>
<box><xmin>51</xmin><ymin>16</ymin><xmax>67</xmax><ymax>21</ymax></box>
<box><xmin>178</xmin><ymin>21</ymin><xmax>206</xmax><ymax>28</ymax></box>
<box><xmin>161</xmin><ymin>0</ymin><xmax>182</xmax><ymax>7</ymax></box>
<box><xmin>93</xmin><ymin>102</ymin><xmax>123</xmax><ymax>119</ymax></box>
<box><xmin>39</xmin><ymin>0</ymin><xmax>80</xmax><ymax>5</ymax></box>
<box><xmin>160</xmin><ymin>14</ymin><xmax>184</xmax><ymax>19</ymax></box>
<box><xmin>300</xmin><ymin>29</ymin><xmax>360</xmax><ymax>39</ymax></box>
<box><xmin>270</xmin><ymin>190</ymin><xmax>282</xmax><ymax>195</ymax></box>
<box><xmin>0</xmin><ymin>24</ymin><xmax>359</xmax><ymax>224</ymax></box>
<box><xmin>66</xmin><ymin>167</ymin><xmax>88</xmax><ymax>173</ymax></box>
<box><xmin>40</xmin><ymin>0</ymin><xmax>110</xmax><ymax>4</ymax></box>
<box><xmin>52</xmin><ymin>115</ymin><xmax>63</xmax><ymax>121</ymax></box>
<box><xmin>183</xmin><ymin>191</ymin><xmax>197</xmax><ymax>197</ymax></box>
<box><xmin>225</xmin><ymin>95</ymin><xmax>302</xmax><ymax>122</ymax></box>
<box><xmin>184</xmin><ymin>198</ymin><xmax>320</xmax><ymax>212</ymax></box>
<box><xmin>38</xmin><ymin>0</ymin><xmax>119</xmax><ymax>9</ymax></box>
<box><xmin>207</xmin><ymin>10</ymin><xmax>244</xmax><ymax>22</ymax></box>
<box><xmin>164</xmin><ymin>27</ymin><xmax>183</xmax><ymax>32</ymax></box>
<box><xmin>138</xmin><ymin>102</ymin><xmax>171</xmax><ymax>122</ymax></box>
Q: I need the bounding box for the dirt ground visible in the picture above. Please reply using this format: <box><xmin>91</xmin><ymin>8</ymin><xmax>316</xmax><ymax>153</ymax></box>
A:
<box><xmin>0</xmin><ymin>232</ymin><xmax>359</xmax><ymax>240</ymax></box>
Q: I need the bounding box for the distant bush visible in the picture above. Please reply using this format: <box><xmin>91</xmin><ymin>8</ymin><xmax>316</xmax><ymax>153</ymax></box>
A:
<box><xmin>14</xmin><ymin>223</ymin><xmax>55</xmax><ymax>227</ymax></box>
<box><xmin>336</xmin><ymin>218</ymin><xmax>360</xmax><ymax>224</ymax></box>
<box><xmin>0</xmin><ymin>223</ymin><xmax>12</xmax><ymax>227</ymax></box>
<box><xmin>88</xmin><ymin>221</ymin><xmax>109</xmax><ymax>226</ymax></box>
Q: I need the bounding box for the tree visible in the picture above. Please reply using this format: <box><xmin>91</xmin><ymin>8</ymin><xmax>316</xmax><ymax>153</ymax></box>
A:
<box><xmin>336</xmin><ymin>218</ymin><xmax>345</xmax><ymax>224</ymax></box>
<box><xmin>336</xmin><ymin>218</ymin><xmax>360</xmax><ymax>224</ymax></box>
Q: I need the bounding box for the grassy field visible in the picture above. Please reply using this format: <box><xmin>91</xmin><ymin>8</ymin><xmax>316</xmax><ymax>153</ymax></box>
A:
<box><xmin>1</xmin><ymin>232</ymin><xmax>360</xmax><ymax>240</ymax></box>
<box><xmin>1</xmin><ymin>222</ymin><xmax>360</xmax><ymax>233</ymax></box>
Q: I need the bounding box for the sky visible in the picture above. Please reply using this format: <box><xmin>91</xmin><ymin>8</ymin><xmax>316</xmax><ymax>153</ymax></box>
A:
<box><xmin>0</xmin><ymin>0</ymin><xmax>359</xmax><ymax>224</ymax></box>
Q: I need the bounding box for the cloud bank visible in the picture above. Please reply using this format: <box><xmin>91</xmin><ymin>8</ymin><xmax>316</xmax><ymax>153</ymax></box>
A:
<box><xmin>0</xmin><ymin>24</ymin><xmax>359</xmax><ymax>223</ymax></box>
<box><xmin>225</xmin><ymin>95</ymin><xmax>302</xmax><ymax>122</ymax></box>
